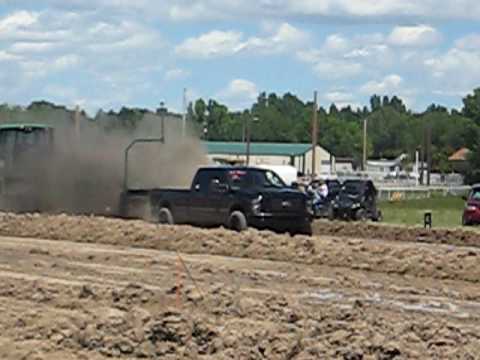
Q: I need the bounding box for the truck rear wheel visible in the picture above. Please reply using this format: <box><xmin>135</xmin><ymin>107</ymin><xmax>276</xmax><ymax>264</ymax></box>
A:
<box><xmin>158</xmin><ymin>207</ymin><xmax>174</xmax><ymax>225</ymax></box>
<box><xmin>229</xmin><ymin>211</ymin><xmax>248</xmax><ymax>232</ymax></box>
<box><xmin>290</xmin><ymin>221</ymin><xmax>312</xmax><ymax>236</ymax></box>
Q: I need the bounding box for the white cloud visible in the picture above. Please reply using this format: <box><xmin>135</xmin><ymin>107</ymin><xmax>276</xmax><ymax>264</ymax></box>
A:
<box><xmin>323</xmin><ymin>91</ymin><xmax>361</xmax><ymax>109</ymax></box>
<box><xmin>425</xmin><ymin>48</ymin><xmax>480</xmax><ymax>85</ymax></box>
<box><xmin>175</xmin><ymin>30</ymin><xmax>244</xmax><ymax>59</ymax></box>
<box><xmin>455</xmin><ymin>33</ymin><xmax>480</xmax><ymax>50</ymax></box>
<box><xmin>12</xmin><ymin>0</ymin><xmax>480</xmax><ymax>22</ymax></box>
<box><xmin>324</xmin><ymin>34</ymin><xmax>349</xmax><ymax>52</ymax></box>
<box><xmin>314</xmin><ymin>60</ymin><xmax>363</xmax><ymax>79</ymax></box>
<box><xmin>432</xmin><ymin>89</ymin><xmax>470</xmax><ymax>97</ymax></box>
<box><xmin>0</xmin><ymin>10</ymin><xmax>38</xmax><ymax>32</ymax></box>
<box><xmin>52</xmin><ymin>54</ymin><xmax>81</xmax><ymax>70</ymax></box>
<box><xmin>245</xmin><ymin>23</ymin><xmax>309</xmax><ymax>54</ymax></box>
<box><xmin>86</xmin><ymin>21</ymin><xmax>163</xmax><ymax>52</ymax></box>
<box><xmin>338</xmin><ymin>0</ymin><xmax>422</xmax><ymax>17</ymax></box>
<box><xmin>217</xmin><ymin>79</ymin><xmax>258</xmax><ymax>109</ymax></box>
<box><xmin>0</xmin><ymin>10</ymin><xmax>70</xmax><ymax>42</ymax></box>
<box><xmin>165</xmin><ymin>68</ymin><xmax>190</xmax><ymax>80</ymax></box>
<box><xmin>296</xmin><ymin>49</ymin><xmax>322</xmax><ymax>63</ymax></box>
<box><xmin>0</xmin><ymin>51</ymin><xmax>21</xmax><ymax>62</ymax></box>
<box><xmin>10</xmin><ymin>41</ymin><xmax>58</xmax><ymax>53</ymax></box>
<box><xmin>388</xmin><ymin>25</ymin><xmax>441</xmax><ymax>47</ymax></box>
<box><xmin>325</xmin><ymin>91</ymin><xmax>354</xmax><ymax>103</ymax></box>
<box><xmin>43</xmin><ymin>84</ymin><xmax>84</xmax><ymax>106</ymax></box>
<box><xmin>0</xmin><ymin>9</ymin><xmax>172</xmax><ymax>111</ymax></box>
<box><xmin>159</xmin><ymin>0</ymin><xmax>480</xmax><ymax>22</ymax></box>
<box><xmin>360</xmin><ymin>74</ymin><xmax>403</xmax><ymax>94</ymax></box>
<box><xmin>19</xmin><ymin>54</ymin><xmax>80</xmax><ymax>79</ymax></box>
<box><xmin>175</xmin><ymin>23</ymin><xmax>308</xmax><ymax>59</ymax></box>
<box><xmin>297</xmin><ymin>30</ymin><xmax>393</xmax><ymax>80</ymax></box>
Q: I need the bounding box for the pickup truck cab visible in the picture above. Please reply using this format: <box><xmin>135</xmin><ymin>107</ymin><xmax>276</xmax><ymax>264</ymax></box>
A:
<box><xmin>120</xmin><ymin>166</ymin><xmax>313</xmax><ymax>235</ymax></box>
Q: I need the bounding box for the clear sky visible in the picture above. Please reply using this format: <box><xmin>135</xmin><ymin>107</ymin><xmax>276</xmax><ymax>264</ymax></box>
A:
<box><xmin>1</xmin><ymin>0</ymin><xmax>480</xmax><ymax>114</ymax></box>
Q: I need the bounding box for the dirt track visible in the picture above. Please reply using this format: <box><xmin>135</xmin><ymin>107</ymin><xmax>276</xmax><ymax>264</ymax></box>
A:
<box><xmin>1</xmin><ymin>213</ymin><xmax>480</xmax><ymax>359</ymax></box>
<box><xmin>313</xmin><ymin>220</ymin><xmax>480</xmax><ymax>248</ymax></box>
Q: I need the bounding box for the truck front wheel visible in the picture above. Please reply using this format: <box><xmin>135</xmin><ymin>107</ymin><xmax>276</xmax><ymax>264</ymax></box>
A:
<box><xmin>158</xmin><ymin>207</ymin><xmax>174</xmax><ymax>225</ymax></box>
<box><xmin>229</xmin><ymin>211</ymin><xmax>248</xmax><ymax>232</ymax></box>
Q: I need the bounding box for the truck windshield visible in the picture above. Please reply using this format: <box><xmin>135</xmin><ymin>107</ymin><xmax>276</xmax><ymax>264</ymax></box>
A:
<box><xmin>228</xmin><ymin>169</ymin><xmax>286</xmax><ymax>189</ymax></box>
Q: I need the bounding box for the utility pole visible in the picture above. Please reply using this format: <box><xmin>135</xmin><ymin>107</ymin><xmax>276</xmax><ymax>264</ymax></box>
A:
<box><xmin>182</xmin><ymin>88</ymin><xmax>187</xmax><ymax>137</ymax></box>
<box><xmin>363</xmin><ymin>117</ymin><xmax>368</xmax><ymax>172</ymax></box>
<box><xmin>420</xmin><ymin>140</ymin><xmax>425</xmax><ymax>186</ymax></box>
<box><xmin>242</xmin><ymin>112</ymin><xmax>246</xmax><ymax>143</ymax></box>
<box><xmin>246</xmin><ymin>114</ymin><xmax>259</xmax><ymax>166</ymax></box>
<box><xmin>246</xmin><ymin>115</ymin><xmax>251</xmax><ymax>166</ymax></box>
<box><xmin>311</xmin><ymin>91</ymin><xmax>318</xmax><ymax>177</ymax></box>
<box><xmin>158</xmin><ymin>102</ymin><xmax>167</xmax><ymax>140</ymax></box>
<box><xmin>415</xmin><ymin>148</ymin><xmax>420</xmax><ymax>187</ymax></box>
<box><xmin>427</xmin><ymin>122</ymin><xmax>432</xmax><ymax>186</ymax></box>
<box><xmin>74</xmin><ymin>105</ymin><xmax>81</xmax><ymax>137</ymax></box>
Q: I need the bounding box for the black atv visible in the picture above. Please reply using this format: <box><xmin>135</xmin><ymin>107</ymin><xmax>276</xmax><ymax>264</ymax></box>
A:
<box><xmin>331</xmin><ymin>179</ymin><xmax>382</xmax><ymax>222</ymax></box>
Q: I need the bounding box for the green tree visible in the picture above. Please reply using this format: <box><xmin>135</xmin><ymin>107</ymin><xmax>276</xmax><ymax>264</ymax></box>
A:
<box><xmin>370</xmin><ymin>95</ymin><xmax>381</xmax><ymax>111</ymax></box>
<box><xmin>463</xmin><ymin>88</ymin><xmax>480</xmax><ymax>125</ymax></box>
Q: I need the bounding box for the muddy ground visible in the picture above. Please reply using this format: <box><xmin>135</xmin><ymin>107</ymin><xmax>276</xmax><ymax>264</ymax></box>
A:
<box><xmin>313</xmin><ymin>221</ymin><xmax>480</xmax><ymax>248</ymax></box>
<box><xmin>1</xmin><ymin>213</ymin><xmax>480</xmax><ymax>359</ymax></box>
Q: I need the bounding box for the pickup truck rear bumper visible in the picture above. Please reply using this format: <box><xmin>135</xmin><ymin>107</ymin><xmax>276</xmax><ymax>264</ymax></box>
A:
<box><xmin>249</xmin><ymin>213</ymin><xmax>312</xmax><ymax>235</ymax></box>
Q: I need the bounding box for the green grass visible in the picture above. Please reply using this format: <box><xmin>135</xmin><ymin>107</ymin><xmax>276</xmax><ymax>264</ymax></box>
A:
<box><xmin>379</xmin><ymin>196</ymin><xmax>465</xmax><ymax>228</ymax></box>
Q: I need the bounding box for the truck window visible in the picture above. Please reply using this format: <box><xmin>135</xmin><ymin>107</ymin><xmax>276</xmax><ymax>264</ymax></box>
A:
<box><xmin>193</xmin><ymin>169</ymin><xmax>227</xmax><ymax>193</ymax></box>
<box><xmin>206</xmin><ymin>170</ymin><xmax>227</xmax><ymax>193</ymax></box>
<box><xmin>192</xmin><ymin>170</ymin><xmax>208</xmax><ymax>192</ymax></box>
<box><xmin>228</xmin><ymin>170</ymin><xmax>251</xmax><ymax>189</ymax></box>
<box><xmin>256</xmin><ymin>170</ymin><xmax>285</xmax><ymax>188</ymax></box>
<box><xmin>228</xmin><ymin>169</ymin><xmax>285</xmax><ymax>189</ymax></box>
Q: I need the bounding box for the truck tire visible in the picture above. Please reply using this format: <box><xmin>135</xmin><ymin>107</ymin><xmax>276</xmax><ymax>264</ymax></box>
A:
<box><xmin>229</xmin><ymin>211</ymin><xmax>248</xmax><ymax>232</ymax></box>
<box><xmin>355</xmin><ymin>209</ymin><xmax>367</xmax><ymax>222</ymax></box>
<box><xmin>291</xmin><ymin>221</ymin><xmax>313</xmax><ymax>236</ymax></box>
<box><xmin>158</xmin><ymin>207</ymin><xmax>174</xmax><ymax>225</ymax></box>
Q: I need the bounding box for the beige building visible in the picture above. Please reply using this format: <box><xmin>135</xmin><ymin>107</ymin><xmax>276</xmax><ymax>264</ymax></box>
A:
<box><xmin>204</xmin><ymin>142</ymin><xmax>334</xmax><ymax>175</ymax></box>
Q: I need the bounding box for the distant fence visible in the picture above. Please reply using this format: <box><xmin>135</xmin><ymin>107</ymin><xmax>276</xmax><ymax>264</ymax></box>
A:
<box><xmin>377</xmin><ymin>186</ymin><xmax>471</xmax><ymax>201</ymax></box>
<box><xmin>334</xmin><ymin>171</ymin><xmax>464</xmax><ymax>187</ymax></box>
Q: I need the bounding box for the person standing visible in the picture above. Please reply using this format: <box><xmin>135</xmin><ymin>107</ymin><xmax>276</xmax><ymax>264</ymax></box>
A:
<box><xmin>319</xmin><ymin>180</ymin><xmax>329</xmax><ymax>199</ymax></box>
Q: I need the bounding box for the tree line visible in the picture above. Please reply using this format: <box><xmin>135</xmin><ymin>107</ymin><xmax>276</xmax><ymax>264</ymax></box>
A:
<box><xmin>188</xmin><ymin>89</ymin><xmax>480</xmax><ymax>182</ymax></box>
<box><xmin>1</xmin><ymin>88</ymin><xmax>480</xmax><ymax>182</ymax></box>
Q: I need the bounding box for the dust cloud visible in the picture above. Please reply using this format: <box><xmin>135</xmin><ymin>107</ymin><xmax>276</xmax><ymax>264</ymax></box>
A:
<box><xmin>2</xmin><ymin>111</ymin><xmax>209</xmax><ymax>215</ymax></box>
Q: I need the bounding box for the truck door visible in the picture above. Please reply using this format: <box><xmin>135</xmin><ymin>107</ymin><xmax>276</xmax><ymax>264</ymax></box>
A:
<box><xmin>206</xmin><ymin>170</ymin><xmax>230</xmax><ymax>226</ymax></box>
<box><xmin>189</xmin><ymin>170</ymin><xmax>209</xmax><ymax>225</ymax></box>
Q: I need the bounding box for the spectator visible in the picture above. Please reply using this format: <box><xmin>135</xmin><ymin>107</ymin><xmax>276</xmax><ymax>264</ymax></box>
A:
<box><xmin>319</xmin><ymin>180</ymin><xmax>329</xmax><ymax>199</ymax></box>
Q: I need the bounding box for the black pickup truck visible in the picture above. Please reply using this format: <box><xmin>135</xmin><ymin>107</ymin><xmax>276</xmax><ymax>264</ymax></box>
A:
<box><xmin>120</xmin><ymin>166</ymin><xmax>313</xmax><ymax>235</ymax></box>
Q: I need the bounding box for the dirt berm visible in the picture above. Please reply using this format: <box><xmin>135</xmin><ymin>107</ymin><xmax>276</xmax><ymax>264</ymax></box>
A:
<box><xmin>2</xmin><ymin>213</ymin><xmax>480</xmax><ymax>358</ymax></box>
<box><xmin>313</xmin><ymin>220</ymin><xmax>480</xmax><ymax>248</ymax></box>
<box><xmin>1</xmin><ymin>212</ymin><xmax>480</xmax><ymax>283</ymax></box>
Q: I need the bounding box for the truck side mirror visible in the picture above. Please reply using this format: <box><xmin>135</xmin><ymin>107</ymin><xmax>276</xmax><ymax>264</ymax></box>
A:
<box><xmin>291</xmin><ymin>182</ymin><xmax>299</xmax><ymax>190</ymax></box>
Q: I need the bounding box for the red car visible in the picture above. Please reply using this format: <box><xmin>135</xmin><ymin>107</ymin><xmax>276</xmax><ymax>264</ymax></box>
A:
<box><xmin>462</xmin><ymin>185</ymin><xmax>480</xmax><ymax>226</ymax></box>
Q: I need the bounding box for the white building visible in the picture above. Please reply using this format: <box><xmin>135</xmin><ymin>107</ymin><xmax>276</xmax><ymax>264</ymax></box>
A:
<box><xmin>366</xmin><ymin>154</ymin><xmax>407</xmax><ymax>176</ymax></box>
<box><xmin>204</xmin><ymin>142</ymin><xmax>334</xmax><ymax>175</ymax></box>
